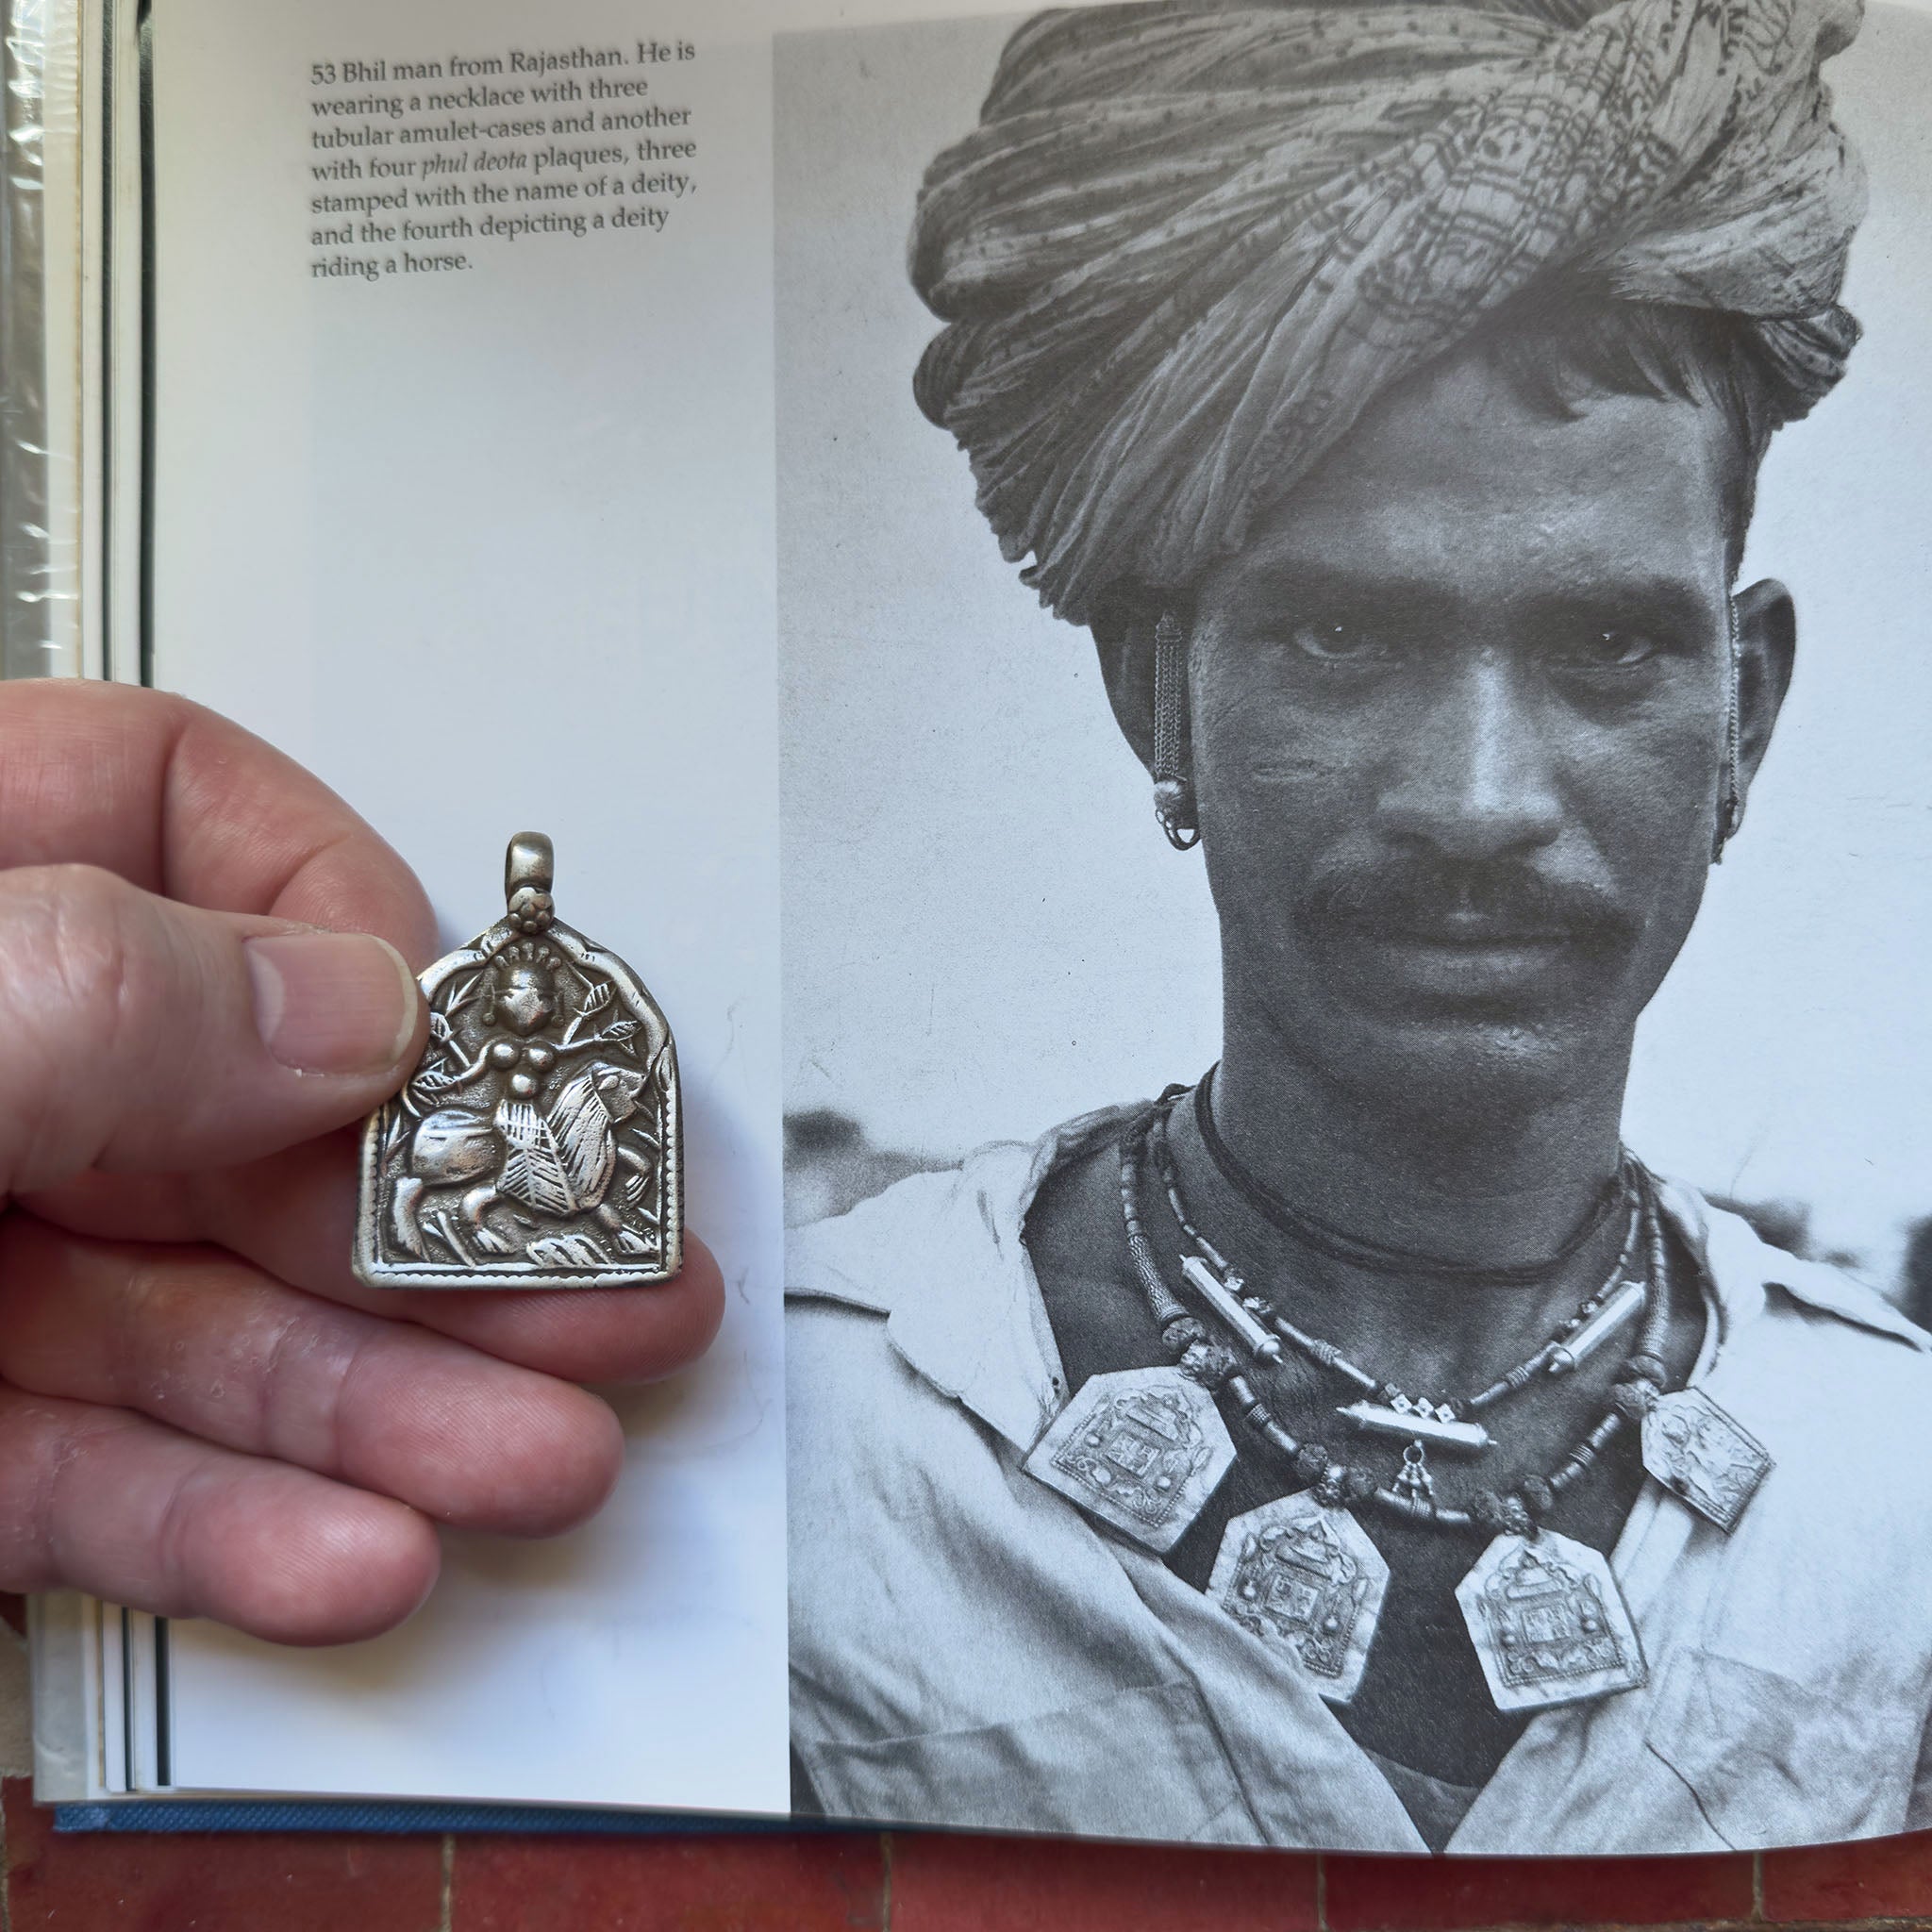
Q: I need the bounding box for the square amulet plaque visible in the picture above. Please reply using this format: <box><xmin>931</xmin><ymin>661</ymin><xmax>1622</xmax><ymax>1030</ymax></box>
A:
<box><xmin>1455</xmin><ymin>1529</ymin><xmax>1646</xmax><ymax>1714</ymax></box>
<box><xmin>1024</xmin><ymin>1366</ymin><xmax>1234</xmax><ymax>1553</ymax></box>
<box><xmin>1208</xmin><ymin>1491</ymin><xmax>1390</xmax><ymax>1705</ymax></box>
<box><xmin>1641</xmin><ymin>1389</ymin><xmax>1773</xmax><ymax>1532</ymax></box>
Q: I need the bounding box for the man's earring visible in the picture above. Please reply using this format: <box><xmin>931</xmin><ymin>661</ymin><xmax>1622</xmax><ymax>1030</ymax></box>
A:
<box><xmin>1151</xmin><ymin>610</ymin><xmax>1199</xmax><ymax>851</ymax></box>
<box><xmin>1712</xmin><ymin>595</ymin><xmax>1744</xmax><ymax>865</ymax></box>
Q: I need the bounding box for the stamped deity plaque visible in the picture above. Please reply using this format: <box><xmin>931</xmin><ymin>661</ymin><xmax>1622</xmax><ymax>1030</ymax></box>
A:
<box><xmin>1455</xmin><ymin>1530</ymin><xmax>1646</xmax><ymax>1714</ymax></box>
<box><xmin>1641</xmin><ymin>1389</ymin><xmax>1773</xmax><ymax>1533</ymax></box>
<box><xmin>1208</xmin><ymin>1491</ymin><xmax>1390</xmax><ymax>1704</ymax></box>
<box><xmin>353</xmin><ymin>833</ymin><xmax>682</xmax><ymax>1290</ymax></box>
<box><xmin>1024</xmin><ymin>1366</ymin><xmax>1234</xmax><ymax>1554</ymax></box>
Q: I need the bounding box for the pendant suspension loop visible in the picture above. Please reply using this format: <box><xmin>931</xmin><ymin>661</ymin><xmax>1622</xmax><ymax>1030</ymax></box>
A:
<box><xmin>505</xmin><ymin>831</ymin><xmax>555</xmax><ymax>903</ymax></box>
<box><xmin>505</xmin><ymin>832</ymin><xmax>558</xmax><ymax>935</ymax></box>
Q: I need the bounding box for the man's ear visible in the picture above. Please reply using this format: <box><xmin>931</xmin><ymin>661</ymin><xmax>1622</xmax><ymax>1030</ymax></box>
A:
<box><xmin>1733</xmin><ymin>577</ymin><xmax>1796</xmax><ymax>808</ymax></box>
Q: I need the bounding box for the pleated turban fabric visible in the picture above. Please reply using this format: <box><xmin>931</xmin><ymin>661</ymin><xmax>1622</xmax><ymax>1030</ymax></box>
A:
<box><xmin>909</xmin><ymin>0</ymin><xmax>1867</xmax><ymax>625</ymax></box>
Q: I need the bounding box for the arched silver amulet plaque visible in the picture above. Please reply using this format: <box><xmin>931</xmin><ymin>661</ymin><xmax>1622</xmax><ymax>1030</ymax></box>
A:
<box><xmin>353</xmin><ymin>833</ymin><xmax>682</xmax><ymax>1290</ymax></box>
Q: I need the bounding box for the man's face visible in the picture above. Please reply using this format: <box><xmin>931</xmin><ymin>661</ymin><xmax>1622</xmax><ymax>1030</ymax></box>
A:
<box><xmin>1188</xmin><ymin>341</ymin><xmax>1775</xmax><ymax>1117</ymax></box>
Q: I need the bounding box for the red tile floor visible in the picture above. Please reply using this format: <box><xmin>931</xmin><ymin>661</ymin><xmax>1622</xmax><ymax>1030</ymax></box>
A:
<box><xmin>13</xmin><ymin>1783</ymin><xmax>1932</xmax><ymax>1928</ymax></box>
<box><xmin>4</xmin><ymin>1574</ymin><xmax>1927</xmax><ymax>1931</ymax></box>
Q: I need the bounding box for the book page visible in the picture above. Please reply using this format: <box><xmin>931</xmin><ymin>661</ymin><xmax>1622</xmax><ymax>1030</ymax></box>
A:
<box><xmin>776</xmin><ymin>0</ymin><xmax>1932</xmax><ymax>1854</ymax></box>
<box><xmin>147</xmin><ymin>0</ymin><xmax>787</xmax><ymax>1810</ymax></box>
<box><xmin>125</xmin><ymin>0</ymin><xmax>1932</xmax><ymax>1854</ymax></box>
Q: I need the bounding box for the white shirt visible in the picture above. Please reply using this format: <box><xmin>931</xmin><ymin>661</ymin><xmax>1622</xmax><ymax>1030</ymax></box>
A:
<box><xmin>787</xmin><ymin>1104</ymin><xmax>1932</xmax><ymax>1853</ymax></box>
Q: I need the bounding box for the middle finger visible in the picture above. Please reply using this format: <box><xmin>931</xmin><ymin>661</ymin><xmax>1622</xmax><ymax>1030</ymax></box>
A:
<box><xmin>23</xmin><ymin>1132</ymin><xmax>727</xmax><ymax>1387</ymax></box>
<box><xmin>0</xmin><ymin>1215</ymin><xmax>625</xmax><ymax>1536</ymax></box>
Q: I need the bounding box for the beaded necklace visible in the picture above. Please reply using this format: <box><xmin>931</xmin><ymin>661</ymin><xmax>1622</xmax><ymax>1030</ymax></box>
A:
<box><xmin>1149</xmin><ymin>1101</ymin><xmax>1647</xmax><ymax>1453</ymax></box>
<box><xmin>1122</xmin><ymin>1099</ymin><xmax>1669</xmax><ymax>1535</ymax></box>
<box><xmin>1023</xmin><ymin>1085</ymin><xmax>1774</xmax><ymax>1715</ymax></box>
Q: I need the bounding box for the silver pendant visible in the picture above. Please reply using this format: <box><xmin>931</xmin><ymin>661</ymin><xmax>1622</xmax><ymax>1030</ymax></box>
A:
<box><xmin>1208</xmin><ymin>1492</ymin><xmax>1389</xmax><ymax>1704</ymax></box>
<box><xmin>1641</xmin><ymin>1389</ymin><xmax>1772</xmax><ymax>1532</ymax></box>
<box><xmin>1339</xmin><ymin>1399</ymin><xmax>1491</xmax><ymax>1453</ymax></box>
<box><xmin>353</xmin><ymin>833</ymin><xmax>682</xmax><ymax>1290</ymax></box>
<box><xmin>1393</xmin><ymin>1439</ymin><xmax>1435</xmax><ymax>1500</ymax></box>
<box><xmin>1024</xmin><ymin>1366</ymin><xmax>1234</xmax><ymax>1554</ymax></box>
<box><xmin>1455</xmin><ymin>1530</ymin><xmax>1646</xmax><ymax>1713</ymax></box>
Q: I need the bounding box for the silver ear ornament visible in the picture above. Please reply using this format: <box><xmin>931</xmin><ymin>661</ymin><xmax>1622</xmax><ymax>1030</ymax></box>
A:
<box><xmin>1151</xmin><ymin>609</ymin><xmax>1200</xmax><ymax>851</ymax></box>
<box><xmin>1712</xmin><ymin>592</ymin><xmax>1744</xmax><ymax>864</ymax></box>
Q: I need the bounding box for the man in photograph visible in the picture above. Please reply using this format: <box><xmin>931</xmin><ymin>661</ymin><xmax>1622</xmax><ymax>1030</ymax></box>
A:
<box><xmin>787</xmin><ymin>0</ymin><xmax>1932</xmax><ymax>1853</ymax></box>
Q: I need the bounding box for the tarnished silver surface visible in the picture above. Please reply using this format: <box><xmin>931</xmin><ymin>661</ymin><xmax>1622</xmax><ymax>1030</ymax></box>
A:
<box><xmin>1338</xmin><ymin>1399</ymin><xmax>1493</xmax><ymax>1454</ymax></box>
<box><xmin>1208</xmin><ymin>1491</ymin><xmax>1389</xmax><ymax>1704</ymax></box>
<box><xmin>1455</xmin><ymin>1529</ymin><xmax>1645</xmax><ymax>1714</ymax></box>
<box><xmin>1641</xmin><ymin>1389</ymin><xmax>1773</xmax><ymax>1533</ymax></box>
<box><xmin>1023</xmin><ymin>1366</ymin><xmax>1234</xmax><ymax>1554</ymax></box>
<box><xmin>353</xmin><ymin>833</ymin><xmax>682</xmax><ymax>1290</ymax></box>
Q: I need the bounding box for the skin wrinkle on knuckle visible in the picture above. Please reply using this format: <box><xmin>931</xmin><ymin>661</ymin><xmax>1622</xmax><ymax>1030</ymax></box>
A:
<box><xmin>245</xmin><ymin>1296</ymin><xmax>330</xmax><ymax>1467</ymax></box>
<box><xmin>0</xmin><ymin>1398</ymin><xmax>75</xmax><ymax>1590</ymax></box>
<box><xmin>152</xmin><ymin>1266</ymin><xmax>369</xmax><ymax>1479</ymax></box>
<box><xmin>104</xmin><ymin>1250</ymin><xmax>180</xmax><ymax>1411</ymax></box>
<box><xmin>31</xmin><ymin>1404</ymin><xmax>147</xmax><ymax>1592</ymax></box>
<box><xmin>0</xmin><ymin>866</ymin><xmax>178</xmax><ymax>1189</ymax></box>
<box><xmin>308</xmin><ymin>1316</ymin><xmax>391</xmax><ymax>1488</ymax></box>
<box><xmin>144</xmin><ymin>1458</ymin><xmax>208</xmax><ymax>1613</ymax></box>
<box><xmin>258</xmin><ymin>824</ymin><xmax>364</xmax><ymax>926</ymax></box>
<box><xmin>0</xmin><ymin>874</ymin><xmax>82</xmax><ymax>1189</ymax></box>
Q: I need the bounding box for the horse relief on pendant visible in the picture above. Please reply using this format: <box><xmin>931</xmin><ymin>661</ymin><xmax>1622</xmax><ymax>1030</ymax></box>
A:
<box><xmin>353</xmin><ymin>833</ymin><xmax>683</xmax><ymax>1290</ymax></box>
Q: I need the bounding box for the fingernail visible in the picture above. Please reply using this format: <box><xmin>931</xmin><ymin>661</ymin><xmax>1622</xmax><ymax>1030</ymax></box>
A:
<box><xmin>246</xmin><ymin>933</ymin><xmax>421</xmax><ymax>1074</ymax></box>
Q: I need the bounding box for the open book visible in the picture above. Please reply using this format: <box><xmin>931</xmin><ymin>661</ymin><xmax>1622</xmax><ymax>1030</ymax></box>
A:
<box><xmin>11</xmin><ymin>0</ymin><xmax>1932</xmax><ymax>1855</ymax></box>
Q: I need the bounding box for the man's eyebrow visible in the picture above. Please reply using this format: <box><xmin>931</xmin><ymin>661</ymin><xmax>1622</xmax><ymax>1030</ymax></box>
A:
<box><xmin>1216</xmin><ymin>560</ymin><xmax>1444</xmax><ymax>614</ymax></box>
<box><xmin>1519</xmin><ymin>575</ymin><xmax>1721</xmax><ymax>636</ymax></box>
<box><xmin>1218</xmin><ymin>560</ymin><xmax>1721</xmax><ymax>630</ymax></box>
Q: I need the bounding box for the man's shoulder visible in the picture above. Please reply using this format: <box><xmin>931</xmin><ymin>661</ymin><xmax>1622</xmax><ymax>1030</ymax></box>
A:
<box><xmin>1680</xmin><ymin>1184</ymin><xmax>1931</xmax><ymax>1368</ymax></box>
<box><xmin>1746</xmin><ymin>1258</ymin><xmax>1932</xmax><ymax>1432</ymax></box>
<box><xmin>786</xmin><ymin>1100</ymin><xmax>1141</xmax><ymax>1320</ymax></box>
<box><xmin>786</xmin><ymin>1101</ymin><xmax>1148</xmax><ymax>1454</ymax></box>
<box><xmin>1674</xmin><ymin>1189</ymin><xmax>1932</xmax><ymax>1495</ymax></box>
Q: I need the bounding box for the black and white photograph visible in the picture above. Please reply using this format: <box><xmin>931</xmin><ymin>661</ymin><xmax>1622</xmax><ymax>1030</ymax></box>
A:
<box><xmin>780</xmin><ymin>0</ymin><xmax>1932</xmax><ymax>1854</ymax></box>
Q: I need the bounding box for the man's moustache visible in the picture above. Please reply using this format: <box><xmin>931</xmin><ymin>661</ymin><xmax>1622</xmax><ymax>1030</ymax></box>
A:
<box><xmin>1297</xmin><ymin>858</ymin><xmax>1630</xmax><ymax>943</ymax></box>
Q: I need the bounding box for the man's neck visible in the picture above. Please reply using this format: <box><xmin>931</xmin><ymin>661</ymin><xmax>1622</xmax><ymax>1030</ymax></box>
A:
<box><xmin>1212</xmin><ymin>1008</ymin><xmax>1632</xmax><ymax>1274</ymax></box>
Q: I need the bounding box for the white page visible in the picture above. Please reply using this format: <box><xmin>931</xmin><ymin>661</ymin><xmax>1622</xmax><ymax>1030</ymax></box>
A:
<box><xmin>146</xmin><ymin>0</ymin><xmax>789</xmax><ymax>1810</ymax></box>
<box><xmin>132</xmin><ymin>0</ymin><xmax>1134</xmax><ymax>1816</ymax></box>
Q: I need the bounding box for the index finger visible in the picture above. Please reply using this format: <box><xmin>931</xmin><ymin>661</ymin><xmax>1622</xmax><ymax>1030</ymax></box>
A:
<box><xmin>0</xmin><ymin>680</ymin><xmax>436</xmax><ymax>961</ymax></box>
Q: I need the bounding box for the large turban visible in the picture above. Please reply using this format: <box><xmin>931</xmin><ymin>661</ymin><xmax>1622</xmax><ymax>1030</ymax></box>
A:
<box><xmin>910</xmin><ymin>0</ymin><xmax>1867</xmax><ymax>625</ymax></box>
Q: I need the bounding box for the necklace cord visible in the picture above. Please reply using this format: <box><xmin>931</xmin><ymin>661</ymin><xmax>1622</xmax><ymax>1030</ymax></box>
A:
<box><xmin>1193</xmin><ymin>1066</ymin><xmax>1623</xmax><ymax>1286</ymax></box>
<box><xmin>1122</xmin><ymin>1098</ymin><xmax>1676</xmax><ymax>1535</ymax></box>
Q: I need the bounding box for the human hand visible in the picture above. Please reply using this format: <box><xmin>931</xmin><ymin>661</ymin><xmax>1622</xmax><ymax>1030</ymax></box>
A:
<box><xmin>0</xmin><ymin>680</ymin><xmax>724</xmax><ymax>1643</ymax></box>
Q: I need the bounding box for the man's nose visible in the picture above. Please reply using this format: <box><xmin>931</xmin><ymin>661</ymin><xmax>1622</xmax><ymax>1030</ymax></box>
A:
<box><xmin>1377</xmin><ymin>651</ymin><xmax>1563</xmax><ymax>859</ymax></box>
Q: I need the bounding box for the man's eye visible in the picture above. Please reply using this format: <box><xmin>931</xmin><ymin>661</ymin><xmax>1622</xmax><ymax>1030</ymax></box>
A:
<box><xmin>1555</xmin><ymin>628</ymin><xmax>1664</xmax><ymax>670</ymax></box>
<box><xmin>1287</xmin><ymin>619</ymin><xmax>1391</xmax><ymax>664</ymax></box>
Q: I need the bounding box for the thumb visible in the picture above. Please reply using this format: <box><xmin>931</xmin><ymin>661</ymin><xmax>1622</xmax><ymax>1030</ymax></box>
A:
<box><xmin>0</xmin><ymin>862</ymin><xmax>426</xmax><ymax>1195</ymax></box>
